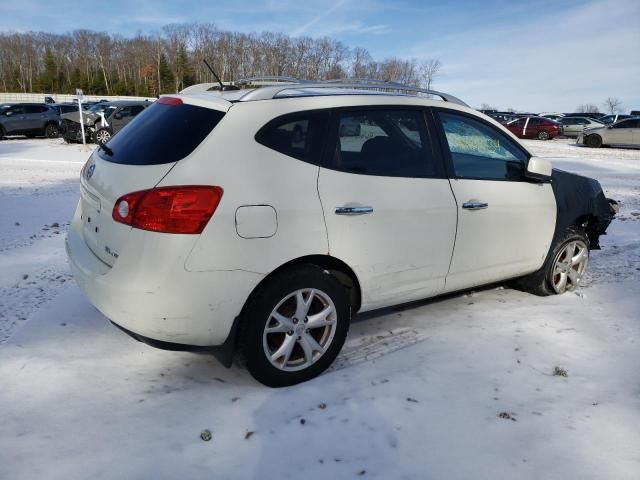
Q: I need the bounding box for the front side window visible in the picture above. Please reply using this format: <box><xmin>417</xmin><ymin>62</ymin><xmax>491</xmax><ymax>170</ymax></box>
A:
<box><xmin>329</xmin><ymin>109</ymin><xmax>437</xmax><ymax>177</ymax></box>
<box><xmin>439</xmin><ymin>111</ymin><xmax>527</xmax><ymax>181</ymax></box>
<box><xmin>613</xmin><ymin>119</ymin><xmax>640</xmax><ymax>129</ymax></box>
<box><xmin>256</xmin><ymin>111</ymin><xmax>328</xmax><ymax>165</ymax></box>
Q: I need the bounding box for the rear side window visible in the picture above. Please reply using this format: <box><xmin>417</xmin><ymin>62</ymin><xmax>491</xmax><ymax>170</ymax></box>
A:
<box><xmin>438</xmin><ymin>111</ymin><xmax>527</xmax><ymax>181</ymax></box>
<box><xmin>256</xmin><ymin>111</ymin><xmax>328</xmax><ymax>165</ymax></box>
<box><xmin>25</xmin><ymin>105</ymin><xmax>48</xmax><ymax>114</ymax></box>
<box><xmin>98</xmin><ymin>100</ymin><xmax>225</xmax><ymax>165</ymax></box>
<box><xmin>328</xmin><ymin>109</ymin><xmax>438</xmax><ymax>178</ymax></box>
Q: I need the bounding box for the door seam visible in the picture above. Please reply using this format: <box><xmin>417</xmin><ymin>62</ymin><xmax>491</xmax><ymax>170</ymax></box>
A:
<box><xmin>444</xmin><ymin>178</ymin><xmax>460</xmax><ymax>289</ymax></box>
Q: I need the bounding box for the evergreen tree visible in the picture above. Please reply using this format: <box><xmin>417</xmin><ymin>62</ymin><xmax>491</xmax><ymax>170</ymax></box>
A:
<box><xmin>40</xmin><ymin>48</ymin><xmax>57</xmax><ymax>92</ymax></box>
<box><xmin>158</xmin><ymin>53</ymin><xmax>174</xmax><ymax>94</ymax></box>
<box><xmin>176</xmin><ymin>45</ymin><xmax>194</xmax><ymax>90</ymax></box>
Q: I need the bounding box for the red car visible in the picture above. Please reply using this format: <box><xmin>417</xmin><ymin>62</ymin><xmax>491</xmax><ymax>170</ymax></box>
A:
<box><xmin>505</xmin><ymin>116</ymin><xmax>561</xmax><ymax>140</ymax></box>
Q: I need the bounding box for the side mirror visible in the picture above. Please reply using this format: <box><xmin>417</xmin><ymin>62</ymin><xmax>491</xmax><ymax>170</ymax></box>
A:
<box><xmin>113</xmin><ymin>112</ymin><xmax>122</xmax><ymax>120</ymax></box>
<box><xmin>526</xmin><ymin>157</ymin><xmax>552</xmax><ymax>180</ymax></box>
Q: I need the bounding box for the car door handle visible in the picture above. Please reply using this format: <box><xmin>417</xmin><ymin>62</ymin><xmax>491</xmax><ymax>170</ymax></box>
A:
<box><xmin>335</xmin><ymin>206</ymin><xmax>373</xmax><ymax>215</ymax></box>
<box><xmin>462</xmin><ymin>201</ymin><xmax>489</xmax><ymax>210</ymax></box>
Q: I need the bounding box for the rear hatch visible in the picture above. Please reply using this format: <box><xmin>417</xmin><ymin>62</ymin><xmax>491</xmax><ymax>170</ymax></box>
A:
<box><xmin>79</xmin><ymin>96</ymin><xmax>228</xmax><ymax>267</ymax></box>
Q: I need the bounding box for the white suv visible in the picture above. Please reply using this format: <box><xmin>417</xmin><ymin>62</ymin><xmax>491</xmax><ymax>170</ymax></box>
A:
<box><xmin>66</xmin><ymin>80</ymin><xmax>616</xmax><ymax>387</ymax></box>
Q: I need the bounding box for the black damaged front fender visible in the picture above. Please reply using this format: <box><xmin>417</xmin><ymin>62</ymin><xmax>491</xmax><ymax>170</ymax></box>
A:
<box><xmin>550</xmin><ymin>169</ymin><xmax>617</xmax><ymax>250</ymax></box>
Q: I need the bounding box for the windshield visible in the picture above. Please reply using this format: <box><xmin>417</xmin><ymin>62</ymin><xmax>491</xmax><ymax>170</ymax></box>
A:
<box><xmin>86</xmin><ymin>104</ymin><xmax>117</xmax><ymax>118</ymax></box>
<box><xmin>87</xmin><ymin>104</ymin><xmax>110</xmax><ymax>113</ymax></box>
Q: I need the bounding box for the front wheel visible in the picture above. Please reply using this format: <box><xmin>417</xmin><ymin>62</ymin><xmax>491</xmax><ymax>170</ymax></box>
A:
<box><xmin>239</xmin><ymin>265</ymin><xmax>350</xmax><ymax>387</ymax></box>
<box><xmin>514</xmin><ymin>231</ymin><xmax>589</xmax><ymax>296</ymax></box>
<box><xmin>538</xmin><ymin>130</ymin><xmax>550</xmax><ymax>140</ymax></box>
<box><xmin>94</xmin><ymin>128</ymin><xmax>111</xmax><ymax>145</ymax></box>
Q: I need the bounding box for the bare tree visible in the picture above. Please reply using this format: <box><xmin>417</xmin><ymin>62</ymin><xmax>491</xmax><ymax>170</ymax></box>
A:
<box><xmin>0</xmin><ymin>24</ymin><xmax>441</xmax><ymax>96</ymax></box>
<box><xmin>418</xmin><ymin>59</ymin><xmax>441</xmax><ymax>91</ymax></box>
<box><xmin>603</xmin><ymin>97</ymin><xmax>624</xmax><ymax>114</ymax></box>
<box><xmin>480</xmin><ymin>103</ymin><xmax>497</xmax><ymax>111</ymax></box>
<box><xmin>576</xmin><ymin>104</ymin><xmax>600</xmax><ymax>113</ymax></box>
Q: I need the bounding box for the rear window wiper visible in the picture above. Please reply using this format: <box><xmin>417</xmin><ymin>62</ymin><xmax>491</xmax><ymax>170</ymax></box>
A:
<box><xmin>98</xmin><ymin>143</ymin><xmax>114</xmax><ymax>156</ymax></box>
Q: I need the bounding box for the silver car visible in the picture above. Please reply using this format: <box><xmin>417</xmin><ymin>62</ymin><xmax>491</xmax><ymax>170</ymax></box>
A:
<box><xmin>559</xmin><ymin>116</ymin><xmax>605</xmax><ymax>137</ymax></box>
<box><xmin>578</xmin><ymin>117</ymin><xmax>640</xmax><ymax>148</ymax></box>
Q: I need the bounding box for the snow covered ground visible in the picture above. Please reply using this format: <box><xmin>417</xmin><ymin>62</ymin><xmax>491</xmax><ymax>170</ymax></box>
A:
<box><xmin>1</xmin><ymin>137</ymin><xmax>639</xmax><ymax>479</ymax></box>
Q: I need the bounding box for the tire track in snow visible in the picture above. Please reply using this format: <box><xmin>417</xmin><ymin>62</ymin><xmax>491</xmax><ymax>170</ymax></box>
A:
<box><xmin>0</xmin><ymin>266</ymin><xmax>73</xmax><ymax>343</ymax></box>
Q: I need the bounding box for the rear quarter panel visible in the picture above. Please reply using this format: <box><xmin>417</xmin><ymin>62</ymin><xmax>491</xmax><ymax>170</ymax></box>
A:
<box><xmin>161</xmin><ymin>100</ymin><xmax>329</xmax><ymax>274</ymax></box>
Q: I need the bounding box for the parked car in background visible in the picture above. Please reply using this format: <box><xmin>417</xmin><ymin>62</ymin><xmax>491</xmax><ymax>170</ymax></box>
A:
<box><xmin>66</xmin><ymin>80</ymin><xmax>616</xmax><ymax>386</ymax></box>
<box><xmin>0</xmin><ymin>103</ymin><xmax>60</xmax><ymax>139</ymax></box>
<box><xmin>486</xmin><ymin>112</ymin><xmax>519</xmax><ymax>125</ymax></box>
<box><xmin>505</xmin><ymin>116</ymin><xmax>561</xmax><ymax>140</ymax></box>
<box><xmin>598</xmin><ymin>114</ymin><xmax>632</xmax><ymax>124</ymax></box>
<box><xmin>61</xmin><ymin>100</ymin><xmax>150</xmax><ymax>144</ymax></box>
<box><xmin>578</xmin><ymin>117</ymin><xmax>640</xmax><ymax>148</ymax></box>
<box><xmin>559</xmin><ymin>116</ymin><xmax>605</xmax><ymax>137</ymax></box>
<box><xmin>539</xmin><ymin>113</ymin><xmax>565</xmax><ymax>122</ymax></box>
<box><xmin>563</xmin><ymin>112</ymin><xmax>603</xmax><ymax>120</ymax></box>
<box><xmin>50</xmin><ymin>103</ymin><xmax>83</xmax><ymax>116</ymax></box>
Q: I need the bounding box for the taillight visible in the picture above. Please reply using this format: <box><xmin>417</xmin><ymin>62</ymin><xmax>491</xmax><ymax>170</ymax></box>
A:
<box><xmin>157</xmin><ymin>97</ymin><xmax>183</xmax><ymax>106</ymax></box>
<box><xmin>112</xmin><ymin>186</ymin><xmax>223</xmax><ymax>234</ymax></box>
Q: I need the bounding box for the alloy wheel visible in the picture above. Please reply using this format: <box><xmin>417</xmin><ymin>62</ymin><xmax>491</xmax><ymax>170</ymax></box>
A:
<box><xmin>263</xmin><ymin>288</ymin><xmax>337</xmax><ymax>372</ymax></box>
<box><xmin>96</xmin><ymin>130</ymin><xmax>111</xmax><ymax>144</ymax></box>
<box><xmin>551</xmin><ymin>240</ymin><xmax>588</xmax><ymax>294</ymax></box>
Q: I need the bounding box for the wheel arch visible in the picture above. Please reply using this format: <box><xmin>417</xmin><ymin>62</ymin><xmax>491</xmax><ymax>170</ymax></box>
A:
<box><xmin>221</xmin><ymin>254</ymin><xmax>362</xmax><ymax>369</ymax></box>
<box><xmin>246</xmin><ymin>254</ymin><xmax>362</xmax><ymax>316</ymax></box>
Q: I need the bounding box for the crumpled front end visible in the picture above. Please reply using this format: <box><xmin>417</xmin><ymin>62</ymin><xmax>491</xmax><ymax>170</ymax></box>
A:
<box><xmin>551</xmin><ymin>169</ymin><xmax>617</xmax><ymax>249</ymax></box>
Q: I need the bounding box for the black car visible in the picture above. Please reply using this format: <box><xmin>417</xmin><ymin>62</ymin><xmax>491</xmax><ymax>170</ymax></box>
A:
<box><xmin>0</xmin><ymin>103</ymin><xmax>60</xmax><ymax>139</ymax></box>
<box><xmin>598</xmin><ymin>114</ymin><xmax>632</xmax><ymax>124</ymax></box>
<box><xmin>61</xmin><ymin>100</ymin><xmax>150</xmax><ymax>144</ymax></box>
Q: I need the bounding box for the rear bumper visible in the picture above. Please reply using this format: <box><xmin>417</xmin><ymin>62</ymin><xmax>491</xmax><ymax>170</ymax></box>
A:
<box><xmin>66</xmin><ymin>200</ymin><xmax>263</xmax><ymax>346</ymax></box>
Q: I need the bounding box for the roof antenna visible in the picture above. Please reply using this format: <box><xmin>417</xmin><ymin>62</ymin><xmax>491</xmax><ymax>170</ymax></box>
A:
<box><xmin>203</xmin><ymin>59</ymin><xmax>239</xmax><ymax>91</ymax></box>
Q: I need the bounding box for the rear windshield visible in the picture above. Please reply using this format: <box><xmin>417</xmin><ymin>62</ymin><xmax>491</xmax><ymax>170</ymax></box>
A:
<box><xmin>97</xmin><ymin>101</ymin><xmax>225</xmax><ymax>165</ymax></box>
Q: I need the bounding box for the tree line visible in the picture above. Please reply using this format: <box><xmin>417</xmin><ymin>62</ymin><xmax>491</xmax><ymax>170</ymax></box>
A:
<box><xmin>0</xmin><ymin>24</ymin><xmax>442</xmax><ymax>97</ymax></box>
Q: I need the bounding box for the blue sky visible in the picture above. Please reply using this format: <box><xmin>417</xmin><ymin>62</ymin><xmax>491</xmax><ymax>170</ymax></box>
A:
<box><xmin>1</xmin><ymin>0</ymin><xmax>638</xmax><ymax>112</ymax></box>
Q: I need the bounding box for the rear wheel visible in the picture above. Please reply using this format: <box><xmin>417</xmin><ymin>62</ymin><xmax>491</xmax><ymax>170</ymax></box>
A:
<box><xmin>586</xmin><ymin>134</ymin><xmax>602</xmax><ymax>148</ymax></box>
<box><xmin>45</xmin><ymin>123</ymin><xmax>59</xmax><ymax>138</ymax></box>
<box><xmin>239</xmin><ymin>265</ymin><xmax>350</xmax><ymax>387</ymax></box>
<box><xmin>0</xmin><ymin>126</ymin><xmax>4</xmax><ymax>140</ymax></box>
<box><xmin>538</xmin><ymin>130</ymin><xmax>550</xmax><ymax>140</ymax></box>
<box><xmin>514</xmin><ymin>230</ymin><xmax>589</xmax><ymax>296</ymax></box>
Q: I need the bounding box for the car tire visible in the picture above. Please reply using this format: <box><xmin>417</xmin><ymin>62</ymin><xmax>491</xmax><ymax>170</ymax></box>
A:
<box><xmin>586</xmin><ymin>134</ymin><xmax>602</xmax><ymax>148</ymax></box>
<box><xmin>538</xmin><ymin>131</ymin><xmax>550</xmax><ymax>140</ymax></box>
<box><xmin>94</xmin><ymin>128</ymin><xmax>111</xmax><ymax>145</ymax></box>
<box><xmin>0</xmin><ymin>125</ymin><xmax>4</xmax><ymax>140</ymax></box>
<box><xmin>238</xmin><ymin>264</ymin><xmax>350</xmax><ymax>387</ymax></box>
<box><xmin>45</xmin><ymin>123</ymin><xmax>59</xmax><ymax>139</ymax></box>
<box><xmin>513</xmin><ymin>229</ymin><xmax>590</xmax><ymax>296</ymax></box>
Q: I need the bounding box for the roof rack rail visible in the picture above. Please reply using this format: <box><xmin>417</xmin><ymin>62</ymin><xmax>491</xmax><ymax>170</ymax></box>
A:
<box><xmin>180</xmin><ymin>77</ymin><xmax>468</xmax><ymax>107</ymax></box>
<box><xmin>237</xmin><ymin>79</ymin><xmax>469</xmax><ymax>107</ymax></box>
<box><xmin>235</xmin><ymin>76</ymin><xmax>307</xmax><ymax>85</ymax></box>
